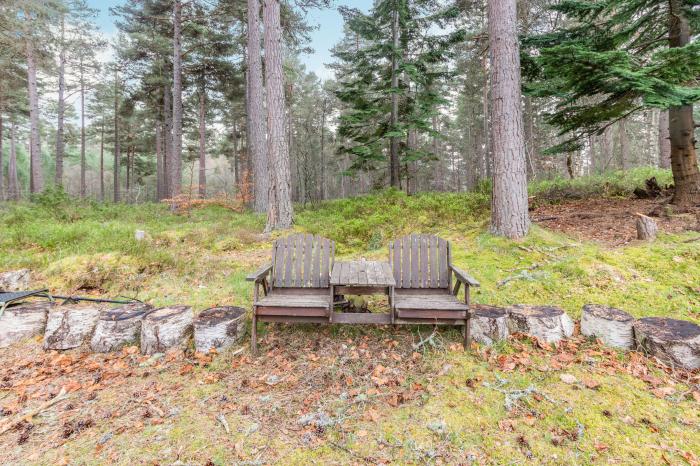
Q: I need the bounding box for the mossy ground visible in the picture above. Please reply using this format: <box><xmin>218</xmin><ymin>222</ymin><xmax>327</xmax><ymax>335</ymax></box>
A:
<box><xmin>0</xmin><ymin>168</ymin><xmax>698</xmax><ymax>464</ymax></box>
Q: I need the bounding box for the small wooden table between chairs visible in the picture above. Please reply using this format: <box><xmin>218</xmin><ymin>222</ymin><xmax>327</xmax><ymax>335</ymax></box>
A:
<box><xmin>330</xmin><ymin>260</ymin><xmax>395</xmax><ymax>324</ymax></box>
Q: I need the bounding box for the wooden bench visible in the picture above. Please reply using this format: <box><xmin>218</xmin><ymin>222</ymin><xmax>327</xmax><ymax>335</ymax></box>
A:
<box><xmin>246</xmin><ymin>233</ymin><xmax>335</xmax><ymax>354</ymax></box>
<box><xmin>388</xmin><ymin>234</ymin><xmax>480</xmax><ymax>346</ymax></box>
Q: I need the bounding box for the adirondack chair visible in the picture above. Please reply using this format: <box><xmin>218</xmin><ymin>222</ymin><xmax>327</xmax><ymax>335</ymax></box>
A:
<box><xmin>246</xmin><ymin>233</ymin><xmax>335</xmax><ymax>354</ymax></box>
<box><xmin>388</xmin><ymin>234</ymin><xmax>480</xmax><ymax>346</ymax></box>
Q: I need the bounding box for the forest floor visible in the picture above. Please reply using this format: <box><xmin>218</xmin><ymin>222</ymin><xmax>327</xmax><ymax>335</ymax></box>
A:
<box><xmin>0</xmin><ymin>168</ymin><xmax>699</xmax><ymax>465</ymax></box>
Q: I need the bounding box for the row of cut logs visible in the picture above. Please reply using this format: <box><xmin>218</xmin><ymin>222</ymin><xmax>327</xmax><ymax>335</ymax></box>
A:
<box><xmin>469</xmin><ymin>304</ymin><xmax>574</xmax><ymax>346</ymax></box>
<box><xmin>581</xmin><ymin>304</ymin><xmax>700</xmax><ymax>370</ymax></box>
<box><xmin>0</xmin><ymin>302</ymin><xmax>246</xmax><ymax>355</ymax></box>
<box><xmin>469</xmin><ymin>304</ymin><xmax>699</xmax><ymax>370</ymax></box>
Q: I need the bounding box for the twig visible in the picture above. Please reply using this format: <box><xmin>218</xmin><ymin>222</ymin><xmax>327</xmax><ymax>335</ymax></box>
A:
<box><xmin>0</xmin><ymin>388</ymin><xmax>69</xmax><ymax>436</ymax></box>
<box><xmin>412</xmin><ymin>328</ymin><xmax>439</xmax><ymax>350</ymax></box>
<box><xmin>682</xmin><ymin>236</ymin><xmax>700</xmax><ymax>243</ymax></box>
<box><xmin>217</xmin><ymin>413</ymin><xmax>230</xmax><ymax>434</ymax></box>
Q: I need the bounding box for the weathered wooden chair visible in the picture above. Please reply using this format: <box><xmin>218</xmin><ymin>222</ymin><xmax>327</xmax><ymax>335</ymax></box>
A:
<box><xmin>246</xmin><ymin>234</ymin><xmax>335</xmax><ymax>354</ymax></box>
<box><xmin>388</xmin><ymin>234</ymin><xmax>480</xmax><ymax>346</ymax></box>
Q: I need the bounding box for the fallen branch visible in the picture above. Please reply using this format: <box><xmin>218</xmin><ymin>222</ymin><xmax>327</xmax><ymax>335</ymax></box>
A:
<box><xmin>217</xmin><ymin>413</ymin><xmax>230</xmax><ymax>434</ymax></box>
<box><xmin>0</xmin><ymin>388</ymin><xmax>69</xmax><ymax>436</ymax></box>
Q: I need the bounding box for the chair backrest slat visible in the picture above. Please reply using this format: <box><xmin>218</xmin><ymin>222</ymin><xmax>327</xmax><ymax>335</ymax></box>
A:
<box><xmin>389</xmin><ymin>234</ymin><xmax>450</xmax><ymax>289</ymax></box>
<box><xmin>271</xmin><ymin>234</ymin><xmax>334</xmax><ymax>288</ymax></box>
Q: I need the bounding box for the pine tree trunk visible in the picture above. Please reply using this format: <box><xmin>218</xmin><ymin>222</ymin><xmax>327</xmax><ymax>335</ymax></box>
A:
<box><xmin>8</xmin><ymin>122</ymin><xmax>19</xmax><ymax>200</ymax></box>
<box><xmin>247</xmin><ymin>0</ymin><xmax>268</xmax><ymax>213</ymax></box>
<box><xmin>156</xmin><ymin>120</ymin><xmax>163</xmax><ymax>200</ymax></box>
<box><xmin>80</xmin><ymin>58</ymin><xmax>87</xmax><ymax>199</ymax></box>
<box><xmin>113</xmin><ymin>68</ymin><xmax>121</xmax><ymax>202</ymax></box>
<box><xmin>668</xmin><ymin>0</ymin><xmax>700</xmax><ymax>205</ymax></box>
<box><xmin>26</xmin><ymin>30</ymin><xmax>44</xmax><ymax>194</ymax></box>
<box><xmin>618</xmin><ymin>118</ymin><xmax>628</xmax><ymax>170</ymax></box>
<box><xmin>126</xmin><ymin>144</ymin><xmax>131</xmax><ymax>196</ymax></box>
<box><xmin>100</xmin><ymin>117</ymin><xmax>105</xmax><ymax>201</ymax></box>
<box><xmin>658</xmin><ymin>110</ymin><xmax>671</xmax><ymax>168</ymax></box>
<box><xmin>55</xmin><ymin>16</ymin><xmax>65</xmax><ymax>188</ymax></box>
<box><xmin>389</xmin><ymin>7</ymin><xmax>401</xmax><ymax>188</ymax></box>
<box><xmin>263</xmin><ymin>0</ymin><xmax>294</xmax><ymax>230</ymax></box>
<box><xmin>170</xmin><ymin>0</ymin><xmax>183</xmax><ymax>198</ymax></box>
<box><xmin>320</xmin><ymin>99</ymin><xmax>326</xmax><ymax>200</ymax></box>
<box><xmin>488</xmin><ymin>0</ymin><xmax>530</xmax><ymax>239</ymax></box>
<box><xmin>163</xmin><ymin>85</ymin><xmax>172</xmax><ymax>198</ymax></box>
<box><xmin>198</xmin><ymin>87</ymin><xmax>206</xmax><ymax>198</ymax></box>
<box><xmin>0</xmin><ymin>102</ymin><xmax>3</xmax><ymax>201</ymax></box>
<box><xmin>482</xmin><ymin>54</ymin><xmax>491</xmax><ymax>180</ymax></box>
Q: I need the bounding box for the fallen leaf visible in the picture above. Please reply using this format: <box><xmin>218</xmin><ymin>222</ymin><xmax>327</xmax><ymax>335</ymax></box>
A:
<box><xmin>594</xmin><ymin>442</ymin><xmax>609</xmax><ymax>453</ymax></box>
<box><xmin>583</xmin><ymin>379</ymin><xmax>601</xmax><ymax>390</ymax></box>
<box><xmin>651</xmin><ymin>386</ymin><xmax>675</xmax><ymax>398</ymax></box>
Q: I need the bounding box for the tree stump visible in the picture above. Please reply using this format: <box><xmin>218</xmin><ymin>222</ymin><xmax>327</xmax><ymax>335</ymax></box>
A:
<box><xmin>0</xmin><ymin>269</ymin><xmax>30</xmax><ymax>291</ymax></box>
<box><xmin>633</xmin><ymin>317</ymin><xmax>700</xmax><ymax>370</ymax></box>
<box><xmin>636</xmin><ymin>213</ymin><xmax>657</xmax><ymax>240</ymax></box>
<box><xmin>507</xmin><ymin>305</ymin><xmax>575</xmax><ymax>343</ymax></box>
<box><xmin>90</xmin><ymin>303</ymin><xmax>153</xmax><ymax>353</ymax></box>
<box><xmin>0</xmin><ymin>302</ymin><xmax>53</xmax><ymax>348</ymax></box>
<box><xmin>141</xmin><ymin>305</ymin><xmax>193</xmax><ymax>354</ymax></box>
<box><xmin>43</xmin><ymin>305</ymin><xmax>102</xmax><ymax>350</ymax></box>
<box><xmin>581</xmin><ymin>304</ymin><xmax>635</xmax><ymax>350</ymax></box>
<box><xmin>468</xmin><ymin>304</ymin><xmax>509</xmax><ymax>346</ymax></box>
<box><xmin>194</xmin><ymin>306</ymin><xmax>246</xmax><ymax>353</ymax></box>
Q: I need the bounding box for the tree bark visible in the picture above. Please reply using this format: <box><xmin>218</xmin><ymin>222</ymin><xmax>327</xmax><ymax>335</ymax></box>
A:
<box><xmin>618</xmin><ymin>118</ymin><xmax>628</xmax><ymax>170</ymax></box>
<box><xmin>263</xmin><ymin>0</ymin><xmax>294</xmax><ymax>230</ymax></box>
<box><xmin>636</xmin><ymin>213</ymin><xmax>658</xmax><ymax>240</ymax></box>
<box><xmin>114</xmin><ymin>67</ymin><xmax>121</xmax><ymax>202</ymax></box>
<box><xmin>26</xmin><ymin>28</ymin><xmax>44</xmax><ymax>193</ymax></box>
<box><xmin>469</xmin><ymin>304</ymin><xmax>509</xmax><ymax>346</ymax></box>
<box><xmin>0</xmin><ymin>302</ymin><xmax>52</xmax><ymax>349</ymax></box>
<box><xmin>247</xmin><ymin>0</ymin><xmax>268</xmax><ymax>212</ymax></box>
<box><xmin>0</xmin><ymin>101</ymin><xmax>3</xmax><ymax>201</ymax></box>
<box><xmin>581</xmin><ymin>304</ymin><xmax>634</xmax><ymax>349</ymax></box>
<box><xmin>667</xmin><ymin>0</ymin><xmax>700</xmax><ymax>205</ymax></box>
<box><xmin>80</xmin><ymin>57</ymin><xmax>87</xmax><ymax>199</ymax></box>
<box><xmin>141</xmin><ymin>305</ymin><xmax>193</xmax><ymax>355</ymax></box>
<box><xmin>90</xmin><ymin>303</ymin><xmax>153</xmax><ymax>353</ymax></box>
<box><xmin>170</xmin><ymin>0</ymin><xmax>183</xmax><ymax>198</ymax></box>
<box><xmin>507</xmin><ymin>305</ymin><xmax>574</xmax><ymax>343</ymax></box>
<box><xmin>198</xmin><ymin>85</ymin><xmax>206</xmax><ymax>198</ymax></box>
<box><xmin>193</xmin><ymin>306</ymin><xmax>246</xmax><ymax>353</ymax></box>
<box><xmin>658</xmin><ymin>110</ymin><xmax>671</xmax><ymax>168</ymax></box>
<box><xmin>8</xmin><ymin>122</ymin><xmax>19</xmax><ymax>200</ymax></box>
<box><xmin>163</xmin><ymin>84</ymin><xmax>172</xmax><ymax>198</ymax></box>
<box><xmin>55</xmin><ymin>16</ymin><xmax>66</xmax><ymax>188</ymax></box>
<box><xmin>156</xmin><ymin>120</ymin><xmax>163</xmax><ymax>200</ymax></box>
<box><xmin>634</xmin><ymin>317</ymin><xmax>700</xmax><ymax>370</ymax></box>
<box><xmin>100</xmin><ymin>116</ymin><xmax>105</xmax><ymax>201</ymax></box>
<box><xmin>488</xmin><ymin>0</ymin><xmax>530</xmax><ymax>239</ymax></box>
<box><xmin>388</xmin><ymin>6</ymin><xmax>401</xmax><ymax>188</ymax></box>
<box><xmin>320</xmin><ymin>98</ymin><xmax>327</xmax><ymax>200</ymax></box>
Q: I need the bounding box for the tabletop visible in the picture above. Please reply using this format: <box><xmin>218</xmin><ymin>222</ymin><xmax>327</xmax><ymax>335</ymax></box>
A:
<box><xmin>330</xmin><ymin>260</ymin><xmax>396</xmax><ymax>287</ymax></box>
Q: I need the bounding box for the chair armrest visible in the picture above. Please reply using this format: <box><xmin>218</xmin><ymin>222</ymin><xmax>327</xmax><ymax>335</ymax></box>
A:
<box><xmin>246</xmin><ymin>263</ymin><xmax>272</xmax><ymax>282</ymax></box>
<box><xmin>449</xmin><ymin>263</ymin><xmax>480</xmax><ymax>287</ymax></box>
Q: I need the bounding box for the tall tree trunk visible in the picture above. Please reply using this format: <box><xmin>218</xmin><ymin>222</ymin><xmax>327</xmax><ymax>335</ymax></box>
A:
<box><xmin>232</xmin><ymin>116</ymin><xmax>240</xmax><ymax>189</ymax></box>
<box><xmin>618</xmin><ymin>118</ymin><xmax>627</xmax><ymax>170</ymax></box>
<box><xmin>80</xmin><ymin>57</ymin><xmax>87</xmax><ymax>199</ymax></box>
<box><xmin>8</xmin><ymin>122</ymin><xmax>19</xmax><ymax>200</ymax></box>
<box><xmin>100</xmin><ymin>118</ymin><xmax>105</xmax><ymax>202</ymax></box>
<box><xmin>0</xmin><ymin>100</ymin><xmax>3</xmax><ymax>201</ymax></box>
<box><xmin>163</xmin><ymin>85</ymin><xmax>172</xmax><ymax>198</ymax></box>
<box><xmin>156</xmin><ymin>120</ymin><xmax>163</xmax><ymax>200</ymax></box>
<box><xmin>658</xmin><ymin>109</ymin><xmax>671</xmax><ymax>169</ymax></box>
<box><xmin>388</xmin><ymin>6</ymin><xmax>401</xmax><ymax>188</ymax></box>
<box><xmin>26</xmin><ymin>30</ymin><xmax>44</xmax><ymax>193</ymax></box>
<box><xmin>170</xmin><ymin>0</ymin><xmax>183</xmax><ymax>198</ymax></box>
<box><xmin>198</xmin><ymin>85</ymin><xmax>206</xmax><ymax>198</ymax></box>
<box><xmin>55</xmin><ymin>16</ymin><xmax>65</xmax><ymax>188</ymax></box>
<box><xmin>263</xmin><ymin>0</ymin><xmax>293</xmax><ymax>230</ymax></box>
<box><xmin>481</xmin><ymin>53</ymin><xmax>491</xmax><ymax>180</ymax></box>
<box><xmin>113</xmin><ymin>67</ymin><xmax>121</xmax><ymax>203</ymax></box>
<box><xmin>247</xmin><ymin>0</ymin><xmax>268</xmax><ymax>212</ymax></box>
<box><xmin>667</xmin><ymin>0</ymin><xmax>700</xmax><ymax>205</ymax></box>
<box><xmin>488</xmin><ymin>0</ymin><xmax>530</xmax><ymax>239</ymax></box>
<box><xmin>126</xmin><ymin>144</ymin><xmax>131</xmax><ymax>197</ymax></box>
<box><xmin>320</xmin><ymin>99</ymin><xmax>326</xmax><ymax>200</ymax></box>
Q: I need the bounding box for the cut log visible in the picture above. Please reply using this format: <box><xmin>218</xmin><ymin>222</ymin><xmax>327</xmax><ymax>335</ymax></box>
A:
<box><xmin>90</xmin><ymin>303</ymin><xmax>153</xmax><ymax>353</ymax></box>
<box><xmin>43</xmin><ymin>305</ymin><xmax>101</xmax><ymax>350</ymax></box>
<box><xmin>141</xmin><ymin>305</ymin><xmax>193</xmax><ymax>354</ymax></box>
<box><xmin>507</xmin><ymin>305</ymin><xmax>574</xmax><ymax>343</ymax></box>
<box><xmin>635</xmin><ymin>213</ymin><xmax>658</xmax><ymax>240</ymax></box>
<box><xmin>0</xmin><ymin>269</ymin><xmax>30</xmax><ymax>292</ymax></box>
<box><xmin>194</xmin><ymin>306</ymin><xmax>246</xmax><ymax>353</ymax></box>
<box><xmin>581</xmin><ymin>304</ymin><xmax>635</xmax><ymax>350</ymax></box>
<box><xmin>0</xmin><ymin>302</ymin><xmax>53</xmax><ymax>348</ymax></box>
<box><xmin>468</xmin><ymin>304</ymin><xmax>509</xmax><ymax>346</ymax></box>
<box><xmin>633</xmin><ymin>317</ymin><xmax>700</xmax><ymax>370</ymax></box>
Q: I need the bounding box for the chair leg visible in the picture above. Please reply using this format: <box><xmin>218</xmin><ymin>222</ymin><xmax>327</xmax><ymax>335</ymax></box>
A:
<box><xmin>463</xmin><ymin>317</ymin><xmax>471</xmax><ymax>350</ymax></box>
<box><xmin>251</xmin><ymin>311</ymin><xmax>258</xmax><ymax>356</ymax></box>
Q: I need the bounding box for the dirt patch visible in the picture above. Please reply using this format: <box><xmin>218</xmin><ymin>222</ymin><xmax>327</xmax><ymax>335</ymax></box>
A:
<box><xmin>532</xmin><ymin>198</ymin><xmax>700</xmax><ymax>246</ymax></box>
